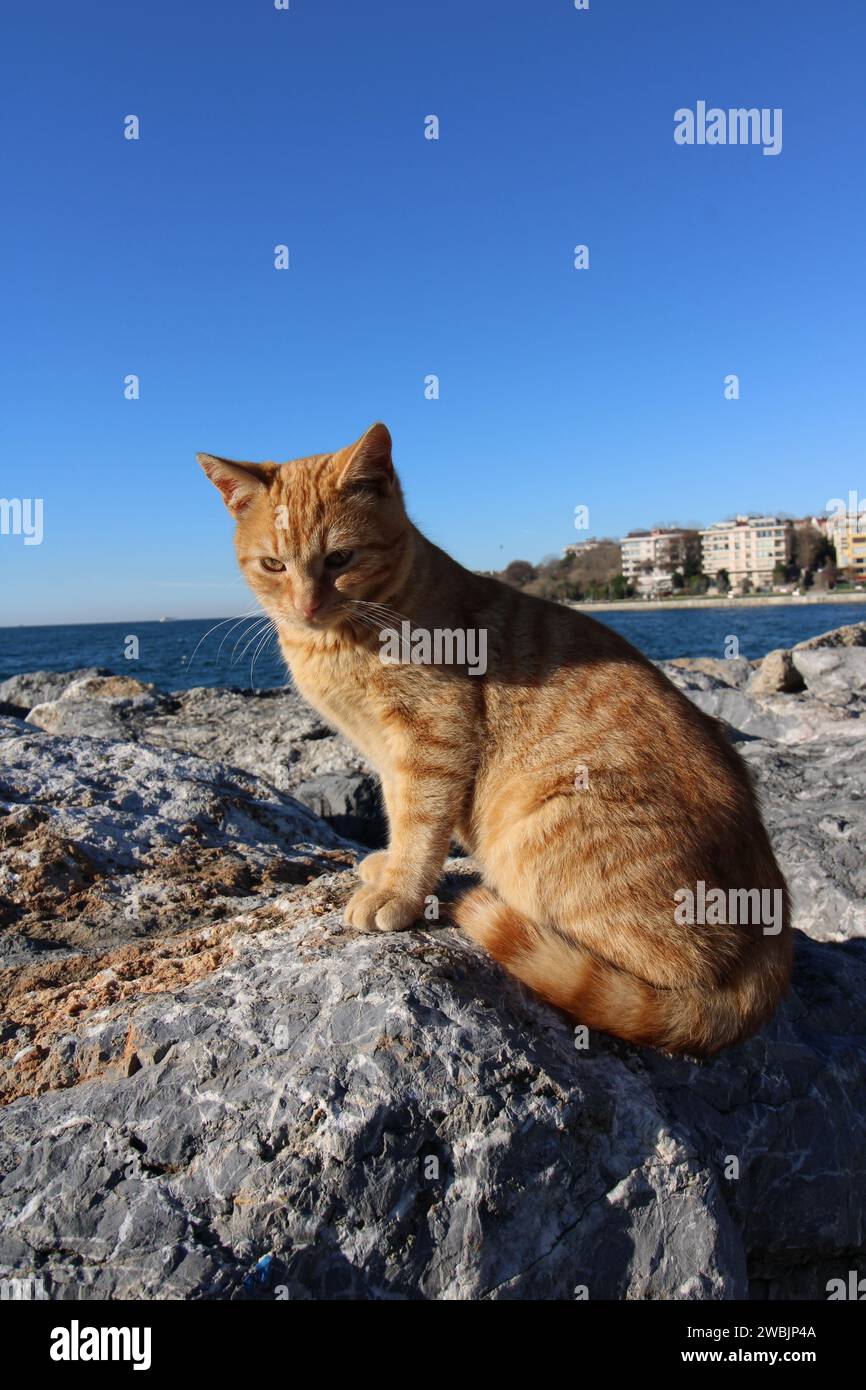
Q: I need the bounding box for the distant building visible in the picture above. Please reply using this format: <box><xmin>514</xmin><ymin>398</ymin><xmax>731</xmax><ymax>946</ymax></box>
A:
<box><xmin>620</xmin><ymin>528</ymin><xmax>687</xmax><ymax>597</ymax></box>
<box><xmin>562</xmin><ymin>538</ymin><xmax>604</xmax><ymax>558</ymax></box>
<box><xmin>700</xmin><ymin>515</ymin><xmax>792</xmax><ymax>590</ymax></box>
<box><xmin>791</xmin><ymin>514</ymin><xmax>831</xmax><ymax>535</ymax></box>
<box><xmin>826</xmin><ymin>508</ymin><xmax>866</xmax><ymax>582</ymax></box>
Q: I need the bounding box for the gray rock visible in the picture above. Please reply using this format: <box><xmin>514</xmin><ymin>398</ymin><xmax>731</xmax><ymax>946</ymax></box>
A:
<box><xmin>0</xmin><ymin>668</ymin><xmax>110</xmax><ymax>714</ymax></box>
<box><xmin>664</xmin><ymin>656</ymin><xmax>754</xmax><ymax>689</ymax></box>
<box><xmin>0</xmin><ymin>716</ymin><xmax>31</xmax><ymax>737</ymax></box>
<box><xmin>685</xmin><ymin>685</ymin><xmax>865</xmax><ymax>745</ymax></box>
<box><xmin>0</xmin><ymin>875</ymin><xmax>864</xmax><ymax>1300</ymax></box>
<box><xmin>686</xmin><ymin>688</ymin><xmax>808</xmax><ymax>743</ymax></box>
<box><xmin>747</xmin><ymin>648</ymin><xmax>805</xmax><ymax>696</ymax></box>
<box><xmin>27</xmin><ymin>692</ymin><xmax>171</xmax><ymax>743</ymax></box>
<box><xmin>292</xmin><ymin>772</ymin><xmax>386</xmax><ymax>847</ymax></box>
<box><xmin>1</xmin><ymin>620</ymin><xmax>865</xmax><ymax>1301</ymax></box>
<box><xmin>149</xmin><ymin>686</ymin><xmax>371</xmax><ymax>795</ymax></box>
<box><xmin>791</xmin><ymin>648</ymin><xmax>866</xmax><ymax>699</ymax></box>
<box><xmin>26</xmin><ymin>684</ymin><xmax>369</xmax><ymax>797</ymax></box>
<box><xmin>794</xmin><ymin>622</ymin><xmax>866</xmax><ymax>650</ymax></box>
<box><xmin>0</xmin><ymin>727</ymin><xmax>355</xmax><ymax>972</ymax></box>
<box><xmin>741</xmin><ymin>739</ymin><xmax>866</xmax><ymax>942</ymax></box>
<box><xmin>60</xmin><ymin>674</ymin><xmax>157</xmax><ymax>701</ymax></box>
<box><xmin>24</xmin><ymin>682</ymin><xmax>381</xmax><ymax>843</ymax></box>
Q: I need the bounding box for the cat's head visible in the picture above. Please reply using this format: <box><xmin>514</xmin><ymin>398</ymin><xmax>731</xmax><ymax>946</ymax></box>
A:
<box><xmin>198</xmin><ymin>423</ymin><xmax>411</xmax><ymax>635</ymax></box>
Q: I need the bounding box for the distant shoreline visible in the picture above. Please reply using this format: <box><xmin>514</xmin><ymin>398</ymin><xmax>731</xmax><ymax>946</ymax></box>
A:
<box><xmin>2</xmin><ymin>590</ymin><xmax>866</xmax><ymax>629</ymax></box>
<box><xmin>568</xmin><ymin>592</ymin><xmax>866</xmax><ymax>615</ymax></box>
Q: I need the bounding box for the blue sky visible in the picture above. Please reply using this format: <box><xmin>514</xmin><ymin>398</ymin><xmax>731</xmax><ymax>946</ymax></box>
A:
<box><xmin>2</xmin><ymin>0</ymin><xmax>865</xmax><ymax>624</ymax></box>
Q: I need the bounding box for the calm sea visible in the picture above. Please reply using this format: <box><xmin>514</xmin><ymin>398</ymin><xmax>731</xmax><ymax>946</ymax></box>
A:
<box><xmin>0</xmin><ymin>603</ymin><xmax>864</xmax><ymax>694</ymax></box>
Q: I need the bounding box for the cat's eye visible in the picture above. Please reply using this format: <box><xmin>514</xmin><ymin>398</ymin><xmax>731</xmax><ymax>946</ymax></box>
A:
<box><xmin>324</xmin><ymin>549</ymin><xmax>355</xmax><ymax>571</ymax></box>
<box><xmin>260</xmin><ymin>557</ymin><xmax>285</xmax><ymax>573</ymax></box>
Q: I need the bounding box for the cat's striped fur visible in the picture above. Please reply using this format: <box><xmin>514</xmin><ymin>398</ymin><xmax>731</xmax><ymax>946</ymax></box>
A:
<box><xmin>199</xmin><ymin>423</ymin><xmax>792</xmax><ymax>1055</ymax></box>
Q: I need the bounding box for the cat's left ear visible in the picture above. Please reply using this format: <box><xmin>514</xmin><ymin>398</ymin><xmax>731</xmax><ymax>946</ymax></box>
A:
<box><xmin>198</xmin><ymin>453</ymin><xmax>275</xmax><ymax>517</ymax></box>
<box><xmin>337</xmin><ymin>422</ymin><xmax>394</xmax><ymax>495</ymax></box>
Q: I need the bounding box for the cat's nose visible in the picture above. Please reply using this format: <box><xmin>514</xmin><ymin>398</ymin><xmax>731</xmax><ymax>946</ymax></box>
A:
<box><xmin>294</xmin><ymin>595</ymin><xmax>321</xmax><ymax>620</ymax></box>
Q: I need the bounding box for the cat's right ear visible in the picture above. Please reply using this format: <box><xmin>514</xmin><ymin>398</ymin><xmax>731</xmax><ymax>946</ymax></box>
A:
<box><xmin>197</xmin><ymin>454</ymin><xmax>274</xmax><ymax>518</ymax></box>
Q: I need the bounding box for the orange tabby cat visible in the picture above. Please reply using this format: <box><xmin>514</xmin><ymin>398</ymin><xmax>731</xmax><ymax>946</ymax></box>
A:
<box><xmin>199</xmin><ymin>423</ymin><xmax>792</xmax><ymax>1055</ymax></box>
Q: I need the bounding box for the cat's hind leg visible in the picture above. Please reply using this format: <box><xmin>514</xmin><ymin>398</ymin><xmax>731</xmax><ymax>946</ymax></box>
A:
<box><xmin>452</xmin><ymin>883</ymin><xmax>771</xmax><ymax>1055</ymax></box>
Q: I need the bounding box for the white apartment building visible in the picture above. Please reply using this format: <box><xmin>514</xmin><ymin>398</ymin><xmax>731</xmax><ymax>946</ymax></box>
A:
<box><xmin>700</xmin><ymin>515</ymin><xmax>792</xmax><ymax>590</ymax></box>
<box><xmin>620</xmin><ymin>529</ymin><xmax>687</xmax><ymax>596</ymax></box>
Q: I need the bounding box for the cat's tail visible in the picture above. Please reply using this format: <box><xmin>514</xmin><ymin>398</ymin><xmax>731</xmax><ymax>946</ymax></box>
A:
<box><xmin>453</xmin><ymin>886</ymin><xmax>789</xmax><ymax>1056</ymax></box>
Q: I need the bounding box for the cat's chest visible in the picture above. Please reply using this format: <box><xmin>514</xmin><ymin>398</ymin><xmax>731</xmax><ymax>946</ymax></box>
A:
<box><xmin>284</xmin><ymin>644</ymin><xmax>389</xmax><ymax>765</ymax></box>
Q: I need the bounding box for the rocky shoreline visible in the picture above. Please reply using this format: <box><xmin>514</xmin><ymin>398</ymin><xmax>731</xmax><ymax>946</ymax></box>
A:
<box><xmin>0</xmin><ymin>626</ymin><xmax>864</xmax><ymax>1299</ymax></box>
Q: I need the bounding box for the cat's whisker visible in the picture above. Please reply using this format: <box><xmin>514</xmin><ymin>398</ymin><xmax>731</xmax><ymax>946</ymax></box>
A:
<box><xmin>188</xmin><ymin>610</ymin><xmax>260</xmax><ymax>671</ymax></box>
<box><xmin>341</xmin><ymin>608</ymin><xmax>389</xmax><ymax>639</ymax></box>
<box><xmin>249</xmin><ymin>620</ymin><xmax>278</xmax><ymax>688</ymax></box>
<box><xmin>348</xmin><ymin>596</ymin><xmax>403</xmax><ymax>617</ymax></box>
<box><xmin>342</xmin><ymin>603</ymin><xmax>379</xmax><ymax>624</ymax></box>
<box><xmin>337</xmin><ymin>600</ymin><xmax>373</xmax><ymax>624</ymax></box>
<box><xmin>347</xmin><ymin>599</ymin><xmax>408</xmax><ymax>629</ymax></box>
<box><xmin>233</xmin><ymin>617</ymin><xmax>272</xmax><ymax>666</ymax></box>
<box><xmin>229</xmin><ymin>617</ymin><xmax>269</xmax><ymax>666</ymax></box>
<box><xmin>363</xmin><ymin>608</ymin><xmax>408</xmax><ymax>631</ymax></box>
<box><xmin>218</xmin><ymin>612</ymin><xmax>266</xmax><ymax>663</ymax></box>
<box><xmin>225</xmin><ymin>620</ymin><xmax>263</xmax><ymax>666</ymax></box>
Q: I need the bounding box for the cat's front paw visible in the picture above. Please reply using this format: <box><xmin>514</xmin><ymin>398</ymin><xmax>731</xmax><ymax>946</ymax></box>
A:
<box><xmin>344</xmin><ymin>884</ymin><xmax>419</xmax><ymax>933</ymax></box>
<box><xmin>356</xmin><ymin>850</ymin><xmax>391</xmax><ymax>886</ymax></box>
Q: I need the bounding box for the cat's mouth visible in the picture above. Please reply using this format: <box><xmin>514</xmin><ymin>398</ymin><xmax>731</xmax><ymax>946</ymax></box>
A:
<box><xmin>279</xmin><ymin>601</ymin><xmax>372</xmax><ymax>639</ymax></box>
<box><xmin>284</xmin><ymin>605</ymin><xmax>340</xmax><ymax>633</ymax></box>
